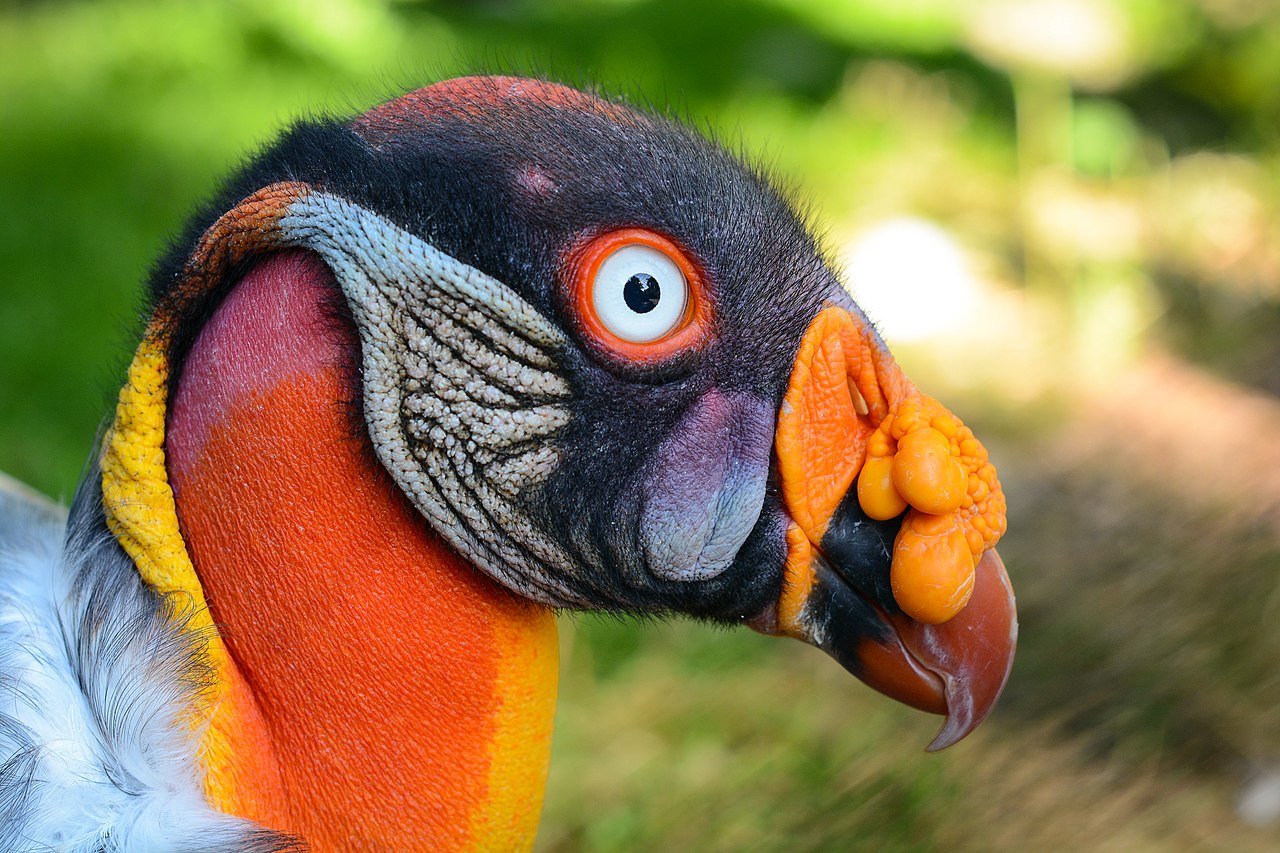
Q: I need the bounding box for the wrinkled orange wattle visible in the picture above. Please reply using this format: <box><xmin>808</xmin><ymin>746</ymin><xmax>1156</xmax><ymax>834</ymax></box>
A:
<box><xmin>776</xmin><ymin>306</ymin><xmax>1007</xmax><ymax>624</ymax></box>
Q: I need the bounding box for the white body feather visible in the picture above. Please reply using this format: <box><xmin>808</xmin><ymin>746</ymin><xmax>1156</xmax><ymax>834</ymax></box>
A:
<box><xmin>0</xmin><ymin>473</ymin><xmax>285</xmax><ymax>852</ymax></box>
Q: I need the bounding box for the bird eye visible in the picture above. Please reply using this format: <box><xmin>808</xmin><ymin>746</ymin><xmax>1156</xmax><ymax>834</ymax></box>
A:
<box><xmin>592</xmin><ymin>244</ymin><xmax>687</xmax><ymax>343</ymax></box>
<box><xmin>570</xmin><ymin>228</ymin><xmax>711</xmax><ymax>363</ymax></box>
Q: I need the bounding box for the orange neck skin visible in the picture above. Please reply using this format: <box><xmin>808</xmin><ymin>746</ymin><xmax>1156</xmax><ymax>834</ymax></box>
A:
<box><xmin>165</xmin><ymin>252</ymin><xmax>557</xmax><ymax>850</ymax></box>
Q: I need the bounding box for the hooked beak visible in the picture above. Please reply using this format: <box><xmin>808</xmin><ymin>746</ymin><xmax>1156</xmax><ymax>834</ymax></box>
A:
<box><xmin>752</xmin><ymin>306</ymin><xmax>1016</xmax><ymax>750</ymax></box>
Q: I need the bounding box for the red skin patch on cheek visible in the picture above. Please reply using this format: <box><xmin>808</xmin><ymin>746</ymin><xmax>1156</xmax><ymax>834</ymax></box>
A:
<box><xmin>167</xmin><ymin>251</ymin><xmax>539</xmax><ymax>849</ymax></box>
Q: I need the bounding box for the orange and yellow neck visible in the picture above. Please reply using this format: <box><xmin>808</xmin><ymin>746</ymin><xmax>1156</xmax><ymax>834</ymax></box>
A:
<box><xmin>101</xmin><ymin>252</ymin><xmax>558</xmax><ymax>850</ymax></box>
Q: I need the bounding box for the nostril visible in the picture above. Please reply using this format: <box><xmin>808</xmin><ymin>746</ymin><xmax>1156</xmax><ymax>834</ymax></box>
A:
<box><xmin>847</xmin><ymin>373</ymin><xmax>870</xmax><ymax>416</ymax></box>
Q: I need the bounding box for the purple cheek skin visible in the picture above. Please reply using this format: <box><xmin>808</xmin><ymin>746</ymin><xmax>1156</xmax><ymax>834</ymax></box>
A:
<box><xmin>642</xmin><ymin>390</ymin><xmax>774</xmax><ymax>582</ymax></box>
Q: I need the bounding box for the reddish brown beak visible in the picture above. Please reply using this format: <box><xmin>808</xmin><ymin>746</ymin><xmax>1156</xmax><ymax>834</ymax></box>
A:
<box><xmin>753</xmin><ymin>522</ymin><xmax>1016</xmax><ymax>750</ymax></box>
<box><xmin>866</xmin><ymin>549</ymin><xmax>1017</xmax><ymax>750</ymax></box>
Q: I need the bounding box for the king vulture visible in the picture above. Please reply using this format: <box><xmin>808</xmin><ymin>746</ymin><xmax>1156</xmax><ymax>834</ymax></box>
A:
<box><xmin>0</xmin><ymin>77</ymin><xmax>1015</xmax><ymax>851</ymax></box>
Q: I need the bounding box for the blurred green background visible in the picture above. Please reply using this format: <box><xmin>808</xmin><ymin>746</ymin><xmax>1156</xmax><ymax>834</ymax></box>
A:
<box><xmin>3</xmin><ymin>0</ymin><xmax>1279</xmax><ymax>849</ymax></box>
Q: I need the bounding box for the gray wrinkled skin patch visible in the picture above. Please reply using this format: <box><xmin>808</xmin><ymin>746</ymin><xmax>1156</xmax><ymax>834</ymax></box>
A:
<box><xmin>279</xmin><ymin>194</ymin><xmax>586</xmax><ymax>605</ymax></box>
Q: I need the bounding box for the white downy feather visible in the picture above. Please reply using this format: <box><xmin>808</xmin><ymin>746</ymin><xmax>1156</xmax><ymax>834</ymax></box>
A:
<box><xmin>0</xmin><ymin>473</ymin><xmax>290</xmax><ymax>852</ymax></box>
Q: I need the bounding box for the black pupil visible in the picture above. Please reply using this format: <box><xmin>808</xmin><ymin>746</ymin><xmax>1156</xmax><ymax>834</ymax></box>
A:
<box><xmin>623</xmin><ymin>273</ymin><xmax>662</xmax><ymax>314</ymax></box>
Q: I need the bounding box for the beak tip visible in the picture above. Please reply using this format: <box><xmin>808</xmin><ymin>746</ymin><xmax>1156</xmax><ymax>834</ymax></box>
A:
<box><xmin>913</xmin><ymin>549</ymin><xmax>1018</xmax><ymax>752</ymax></box>
<box><xmin>925</xmin><ymin>733</ymin><xmax>956</xmax><ymax>753</ymax></box>
<box><xmin>925</xmin><ymin>720</ymin><xmax>980</xmax><ymax>752</ymax></box>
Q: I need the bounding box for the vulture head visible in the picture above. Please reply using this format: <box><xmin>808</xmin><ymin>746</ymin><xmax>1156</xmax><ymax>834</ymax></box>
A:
<box><xmin>88</xmin><ymin>77</ymin><xmax>1016</xmax><ymax>849</ymax></box>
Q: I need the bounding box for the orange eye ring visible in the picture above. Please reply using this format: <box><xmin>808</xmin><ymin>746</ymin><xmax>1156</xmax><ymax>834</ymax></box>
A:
<box><xmin>568</xmin><ymin>227</ymin><xmax>713</xmax><ymax>364</ymax></box>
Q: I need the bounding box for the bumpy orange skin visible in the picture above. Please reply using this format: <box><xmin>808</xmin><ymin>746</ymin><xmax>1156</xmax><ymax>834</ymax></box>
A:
<box><xmin>776</xmin><ymin>307</ymin><xmax>909</xmax><ymax>544</ymax></box>
<box><xmin>891</xmin><ymin>512</ymin><xmax>975</xmax><ymax>624</ymax></box>
<box><xmin>856</xmin><ymin>455</ymin><xmax>907</xmax><ymax>521</ymax></box>
<box><xmin>861</xmin><ymin>396</ymin><xmax>1007</xmax><ymax>624</ymax></box>
<box><xmin>892</xmin><ymin>428</ymin><xmax>966</xmax><ymax>515</ymax></box>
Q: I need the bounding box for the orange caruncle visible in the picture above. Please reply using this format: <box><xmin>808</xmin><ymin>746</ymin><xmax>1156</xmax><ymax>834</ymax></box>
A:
<box><xmin>859</xmin><ymin>393</ymin><xmax>1007</xmax><ymax>624</ymax></box>
<box><xmin>778</xmin><ymin>305</ymin><xmax>1006</xmax><ymax>627</ymax></box>
<box><xmin>857</xmin><ymin>455</ymin><xmax>908</xmax><ymax>521</ymax></box>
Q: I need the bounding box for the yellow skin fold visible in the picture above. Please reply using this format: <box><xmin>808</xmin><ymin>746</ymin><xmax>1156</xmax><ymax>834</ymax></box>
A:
<box><xmin>98</xmin><ymin>185</ymin><xmax>300</xmax><ymax>809</ymax></box>
<box><xmin>100</xmin><ymin>334</ymin><xmax>250</xmax><ymax>807</ymax></box>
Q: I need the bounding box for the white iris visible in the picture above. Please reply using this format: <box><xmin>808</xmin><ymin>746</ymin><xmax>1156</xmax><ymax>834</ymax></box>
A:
<box><xmin>591</xmin><ymin>244</ymin><xmax>687</xmax><ymax>342</ymax></box>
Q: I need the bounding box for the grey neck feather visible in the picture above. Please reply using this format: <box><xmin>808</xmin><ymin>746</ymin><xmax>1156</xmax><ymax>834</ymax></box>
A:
<box><xmin>0</xmin><ymin>468</ymin><xmax>294</xmax><ymax>852</ymax></box>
